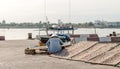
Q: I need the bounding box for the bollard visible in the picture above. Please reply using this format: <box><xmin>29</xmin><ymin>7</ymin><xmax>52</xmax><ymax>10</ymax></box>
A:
<box><xmin>28</xmin><ymin>33</ymin><xmax>32</xmax><ymax>39</ymax></box>
<box><xmin>113</xmin><ymin>32</ymin><xmax>116</xmax><ymax>36</ymax></box>
<box><xmin>0</xmin><ymin>36</ymin><xmax>5</xmax><ymax>40</ymax></box>
<box><xmin>109</xmin><ymin>34</ymin><xmax>112</xmax><ymax>37</ymax></box>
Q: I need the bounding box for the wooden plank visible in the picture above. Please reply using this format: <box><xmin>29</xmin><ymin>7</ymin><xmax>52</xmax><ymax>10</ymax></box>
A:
<box><xmin>51</xmin><ymin>41</ymin><xmax>97</xmax><ymax>58</ymax></box>
<box><xmin>89</xmin><ymin>44</ymin><xmax>120</xmax><ymax>64</ymax></box>
<box><xmin>66</xmin><ymin>41</ymin><xmax>97</xmax><ymax>58</ymax></box>
<box><xmin>72</xmin><ymin>43</ymin><xmax>107</xmax><ymax>60</ymax></box>
<box><xmin>102</xmin><ymin>52</ymin><xmax>120</xmax><ymax>65</ymax></box>
<box><xmin>76</xmin><ymin>43</ymin><xmax>117</xmax><ymax>61</ymax></box>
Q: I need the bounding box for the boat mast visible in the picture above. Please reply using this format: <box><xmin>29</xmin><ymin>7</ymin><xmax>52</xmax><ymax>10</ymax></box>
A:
<box><xmin>69</xmin><ymin>0</ymin><xmax>71</xmax><ymax>24</ymax></box>
<box><xmin>44</xmin><ymin>0</ymin><xmax>49</xmax><ymax>35</ymax></box>
<box><xmin>69</xmin><ymin>0</ymin><xmax>74</xmax><ymax>34</ymax></box>
<box><xmin>39</xmin><ymin>21</ymin><xmax>41</xmax><ymax>37</ymax></box>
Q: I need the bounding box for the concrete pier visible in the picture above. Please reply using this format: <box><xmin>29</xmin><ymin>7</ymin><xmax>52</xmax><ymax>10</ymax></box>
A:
<box><xmin>0</xmin><ymin>40</ymin><xmax>118</xmax><ymax>69</ymax></box>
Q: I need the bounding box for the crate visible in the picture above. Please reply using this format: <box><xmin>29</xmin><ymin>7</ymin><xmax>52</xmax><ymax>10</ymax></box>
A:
<box><xmin>111</xmin><ymin>37</ymin><xmax>120</xmax><ymax>42</ymax></box>
<box><xmin>89</xmin><ymin>34</ymin><xmax>98</xmax><ymax>38</ymax></box>
<box><xmin>70</xmin><ymin>34</ymin><xmax>80</xmax><ymax>38</ymax></box>
<box><xmin>87</xmin><ymin>37</ymin><xmax>99</xmax><ymax>41</ymax></box>
<box><xmin>0</xmin><ymin>36</ymin><xmax>5</xmax><ymax>40</ymax></box>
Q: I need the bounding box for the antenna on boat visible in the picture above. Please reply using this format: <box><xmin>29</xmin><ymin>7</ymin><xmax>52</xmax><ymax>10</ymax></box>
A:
<box><xmin>94</xmin><ymin>26</ymin><xmax>96</xmax><ymax>34</ymax></box>
<box><xmin>69</xmin><ymin>0</ymin><xmax>71</xmax><ymax>24</ymax></box>
<box><xmin>39</xmin><ymin>21</ymin><xmax>41</xmax><ymax>37</ymax></box>
<box><xmin>69</xmin><ymin>0</ymin><xmax>74</xmax><ymax>34</ymax></box>
<box><xmin>44</xmin><ymin>0</ymin><xmax>49</xmax><ymax>24</ymax></box>
<box><xmin>44</xmin><ymin>0</ymin><xmax>46</xmax><ymax>21</ymax></box>
<box><xmin>44</xmin><ymin>0</ymin><xmax>49</xmax><ymax>35</ymax></box>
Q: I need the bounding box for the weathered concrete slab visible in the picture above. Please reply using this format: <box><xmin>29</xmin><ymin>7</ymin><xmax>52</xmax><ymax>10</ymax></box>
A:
<box><xmin>72</xmin><ymin>43</ymin><xmax>109</xmax><ymax>60</ymax></box>
<box><xmin>51</xmin><ymin>41</ymin><xmax>120</xmax><ymax>67</ymax></box>
<box><xmin>102</xmin><ymin>52</ymin><xmax>120</xmax><ymax>65</ymax></box>
<box><xmin>0</xmin><ymin>40</ymin><xmax>118</xmax><ymax>69</ymax></box>
<box><xmin>79</xmin><ymin>43</ymin><xmax>117</xmax><ymax>61</ymax></box>
<box><xmin>51</xmin><ymin>41</ymin><xmax>97</xmax><ymax>58</ymax></box>
<box><xmin>89</xmin><ymin>44</ymin><xmax>120</xmax><ymax>64</ymax></box>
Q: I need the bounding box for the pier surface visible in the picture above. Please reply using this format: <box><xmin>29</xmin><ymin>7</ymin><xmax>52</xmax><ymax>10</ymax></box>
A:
<box><xmin>0</xmin><ymin>40</ymin><xmax>118</xmax><ymax>69</ymax></box>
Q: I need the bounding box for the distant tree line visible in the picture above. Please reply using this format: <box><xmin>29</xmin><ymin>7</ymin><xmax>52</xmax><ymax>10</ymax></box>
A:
<box><xmin>0</xmin><ymin>21</ymin><xmax>94</xmax><ymax>28</ymax></box>
<box><xmin>0</xmin><ymin>21</ymin><xmax>120</xmax><ymax>28</ymax></box>
<box><xmin>0</xmin><ymin>22</ymin><xmax>44</xmax><ymax>28</ymax></box>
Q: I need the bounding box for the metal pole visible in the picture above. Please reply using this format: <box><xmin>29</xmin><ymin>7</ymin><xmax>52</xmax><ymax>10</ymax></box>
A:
<box><xmin>68</xmin><ymin>30</ymin><xmax>69</xmax><ymax>34</ymax></box>
<box><xmin>72</xmin><ymin>29</ymin><xmax>74</xmax><ymax>34</ymax></box>
<box><xmin>69</xmin><ymin>0</ymin><xmax>71</xmax><ymax>24</ymax></box>
<box><xmin>44</xmin><ymin>0</ymin><xmax>49</xmax><ymax>36</ymax></box>
<box><xmin>39</xmin><ymin>21</ymin><xmax>41</xmax><ymax>37</ymax></box>
<box><xmin>94</xmin><ymin>26</ymin><xmax>96</xmax><ymax>34</ymax></box>
<box><xmin>44</xmin><ymin>0</ymin><xmax>46</xmax><ymax>22</ymax></box>
<box><xmin>72</xmin><ymin>25</ymin><xmax>74</xmax><ymax>34</ymax></box>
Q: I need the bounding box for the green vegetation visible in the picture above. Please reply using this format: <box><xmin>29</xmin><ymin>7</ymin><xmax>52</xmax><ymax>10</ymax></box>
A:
<box><xmin>0</xmin><ymin>21</ymin><xmax>120</xmax><ymax>28</ymax></box>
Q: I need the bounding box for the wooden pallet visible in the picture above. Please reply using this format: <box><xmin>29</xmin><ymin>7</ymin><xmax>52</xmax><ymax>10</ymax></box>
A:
<box><xmin>24</xmin><ymin>46</ymin><xmax>48</xmax><ymax>55</ymax></box>
<box><xmin>24</xmin><ymin>43</ymin><xmax>71</xmax><ymax>55</ymax></box>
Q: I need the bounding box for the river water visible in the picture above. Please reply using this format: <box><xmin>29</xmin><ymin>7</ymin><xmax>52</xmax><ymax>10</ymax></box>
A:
<box><xmin>0</xmin><ymin>28</ymin><xmax>120</xmax><ymax>40</ymax></box>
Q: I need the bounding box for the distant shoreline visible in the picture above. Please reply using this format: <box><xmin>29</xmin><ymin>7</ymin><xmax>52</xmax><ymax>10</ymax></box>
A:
<box><xmin>0</xmin><ymin>27</ymin><xmax>120</xmax><ymax>29</ymax></box>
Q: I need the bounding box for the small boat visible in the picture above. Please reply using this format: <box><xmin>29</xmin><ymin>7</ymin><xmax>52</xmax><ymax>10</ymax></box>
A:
<box><xmin>49</xmin><ymin>24</ymin><xmax>74</xmax><ymax>30</ymax></box>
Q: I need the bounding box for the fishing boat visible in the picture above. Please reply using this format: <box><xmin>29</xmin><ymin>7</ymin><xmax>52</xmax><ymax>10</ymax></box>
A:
<box><xmin>49</xmin><ymin>24</ymin><xmax>74</xmax><ymax>30</ymax></box>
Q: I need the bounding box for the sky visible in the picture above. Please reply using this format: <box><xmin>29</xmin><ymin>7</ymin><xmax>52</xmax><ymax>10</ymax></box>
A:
<box><xmin>0</xmin><ymin>0</ymin><xmax>120</xmax><ymax>23</ymax></box>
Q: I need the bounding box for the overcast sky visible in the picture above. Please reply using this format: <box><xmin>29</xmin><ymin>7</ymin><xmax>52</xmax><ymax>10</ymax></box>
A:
<box><xmin>0</xmin><ymin>0</ymin><xmax>120</xmax><ymax>23</ymax></box>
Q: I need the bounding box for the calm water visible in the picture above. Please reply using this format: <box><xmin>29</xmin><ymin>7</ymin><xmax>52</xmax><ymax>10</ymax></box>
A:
<box><xmin>0</xmin><ymin>28</ymin><xmax>120</xmax><ymax>40</ymax></box>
